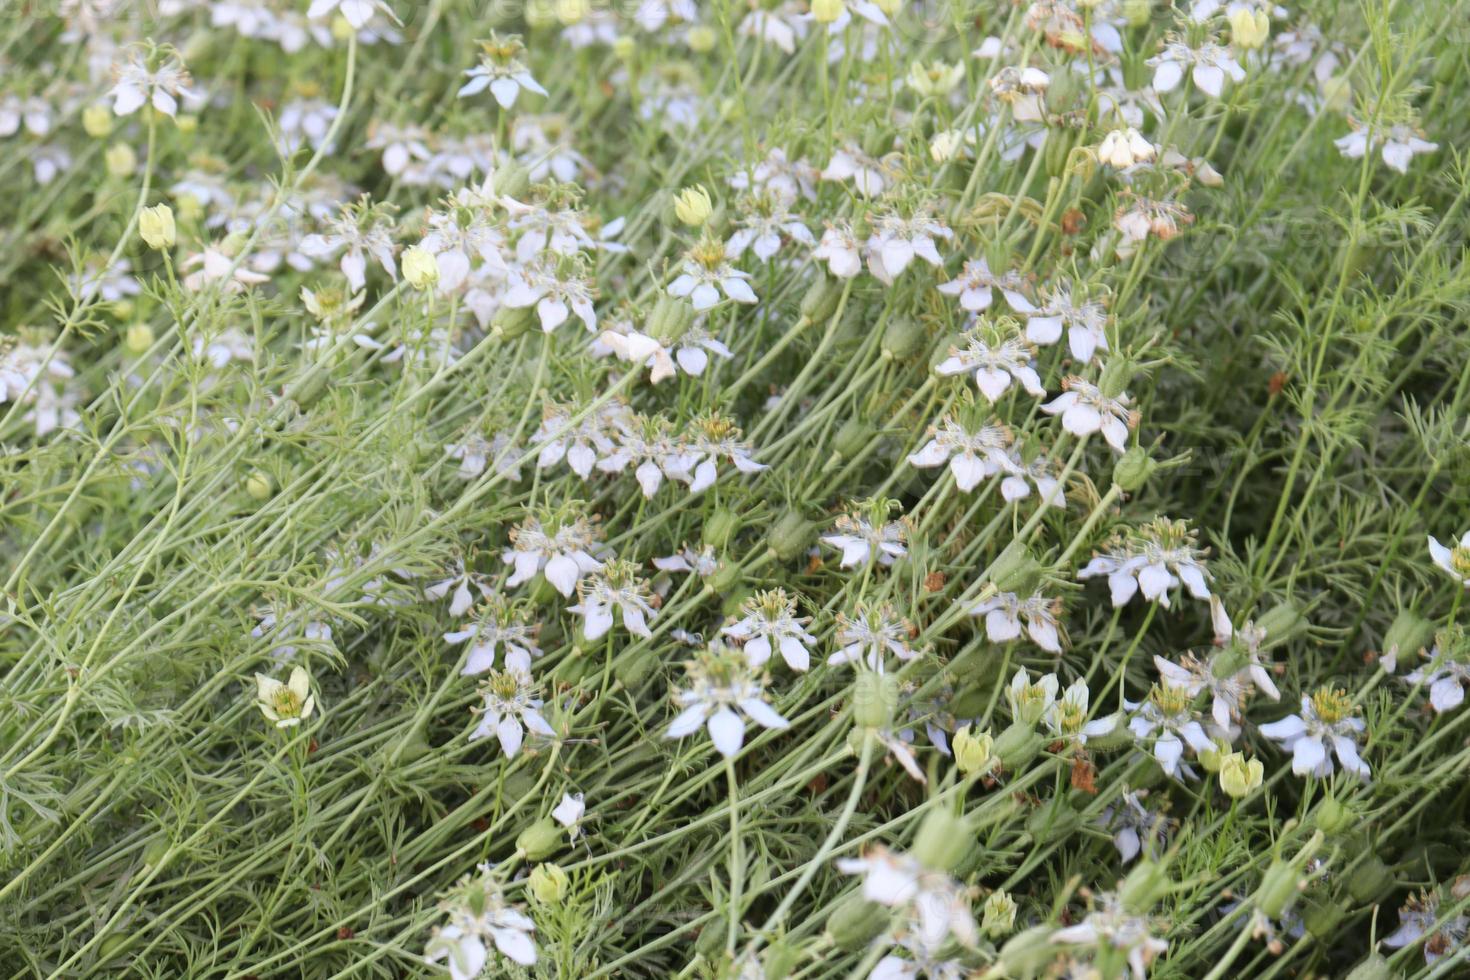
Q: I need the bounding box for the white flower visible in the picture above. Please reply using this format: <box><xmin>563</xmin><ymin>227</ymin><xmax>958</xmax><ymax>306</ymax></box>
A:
<box><xmin>603</xmin><ymin>325</ymin><xmax>733</xmax><ymax>384</ymax></box>
<box><xmin>813</xmin><ymin>222</ymin><xmax>865</xmax><ymax>279</ymax></box>
<box><xmin>821</xmin><ymin>145</ymin><xmax>898</xmax><ymax>197</ymax></box>
<box><xmin>444</xmin><ymin>597</ymin><xmax>542</xmax><ymax>675</ymax></box>
<box><xmin>1006</xmin><ymin>668</ymin><xmax>1058</xmax><ymax>725</ymax></box>
<box><xmin>1383</xmin><ymin>891</ymin><xmax>1468</xmax><ymax>966</ymax></box>
<box><xmin>300</xmin><ymin>204</ymin><xmax>397</xmax><ymax>292</ymax></box>
<box><xmin>736</xmin><ymin>5</ymin><xmax>808</xmax><ymax>55</ymax></box>
<box><xmin>307</xmin><ymin>0</ymin><xmax>395</xmax><ymax>30</ymax></box>
<box><xmin>1404</xmin><ymin>658</ymin><xmax>1470</xmax><ymax>714</ymax></box>
<box><xmin>1334</xmin><ymin>121</ymin><xmax>1438</xmax><ymax>174</ymax></box>
<box><xmin>667</xmin><ymin>251</ymin><xmax>758</xmax><ymax>312</ymax></box>
<box><xmin>836</xmin><ymin>847</ymin><xmax>979</xmax><ymax>952</ymax></box>
<box><xmin>722</xmin><ymin>589</ymin><xmax>816</xmax><ymax>672</ymax></box>
<box><xmin>907</xmin><ymin>414</ymin><xmax>1015</xmax><ymax>492</ymax></box>
<box><xmin>458</xmin><ymin>38</ymin><xmax>548</xmax><ymax>109</ymax></box>
<box><xmin>728</xmin><ymin>148</ymin><xmax>819</xmax><ymax>205</ymax></box>
<box><xmin>1025</xmin><ymin>284</ymin><xmax>1110</xmax><ymax>364</ymax></box>
<box><xmin>665</xmin><ymin>647</ymin><xmax>790</xmax><ymax>758</ymax></box>
<box><xmin>935</xmin><ymin>323</ymin><xmax>1045</xmax><ymax>404</ymax></box>
<box><xmin>1050</xmin><ymin>891</ymin><xmax>1168</xmax><ymax>980</ymax></box>
<box><xmin>1258</xmin><ymin>689</ymin><xmax>1370</xmax><ymax>779</ymax></box>
<box><xmin>1044</xmin><ymin>679</ymin><xmax>1120</xmax><ymax>747</ymax></box>
<box><xmin>1427</xmin><ymin>532</ymin><xmax>1470</xmax><ymax>587</ymax></box>
<box><xmin>988</xmin><ymin>65</ymin><xmax>1050</xmax><ymax>123</ymax></box>
<box><xmin>1041</xmin><ymin>376</ymin><xmax>1138</xmax><ymax>452</ymax></box>
<box><xmin>653</xmin><ymin>544</ymin><xmax>721</xmax><ymax>578</ymax></box>
<box><xmin>567</xmin><ymin>560</ymin><xmax>657</xmax><ymax>641</ymax></box>
<box><xmin>971</xmin><ymin>591</ymin><xmax>1063</xmax><ymax>653</ymax></box>
<box><xmin>470</xmin><ymin>669</ymin><xmax>556</xmax><ymax>758</ymax></box>
<box><xmin>1099</xmin><ymin>790</ymin><xmax>1174</xmax><ymax>863</ymax></box>
<box><xmin>822</xmin><ymin>510</ymin><xmax>909</xmax><ymax>568</ymax></box>
<box><xmin>725</xmin><ymin>204</ymin><xmax>814</xmax><ymax>261</ymax></box>
<box><xmin>1126</xmin><ymin>682</ymin><xmax>1215</xmax><ymax>778</ymax></box>
<box><xmin>596</xmin><ymin>415</ymin><xmax>694</xmax><ymax>498</ymax></box>
<box><xmin>425</xmin><ymin>871</ymin><xmax>536</xmax><ymax>976</ymax></box>
<box><xmin>253</xmin><ymin>666</ymin><xmax>317</xmax><ymax>728</ymax></box>
<box><xmin>864</xmin><ymin>210</ymin><xmax>952</xmax><ymax>284</ymax></box>
<box><xmin>1148</xmin><ymin>40</ymin><xmax>1246</xmax><ymax>99</ymax></box>
<box><xmin>828</xmin><ymin>602</ymin><xmax>920</xmax><ymax>671</ymax></box>
<box><xmin>504</xmin><ymin>262</ymin><xmax>598</xmax><ymax>332</ymax></box>
<box><xmin>533</xmin><ymin>401</ymin><xmax>626</xmax><ymax>480</ymax></box>
<box><xmin>681</xmin><ymin>413</ymin><xmax>767</xmax><ymax>493</ymax></box>
<box><xmin>502</xmin><ymin>513</ymin><xmax>604</xmax><ymax>597</ymax></box>
<box><xmin>936</xmin><ymin>258</ymin><xmax>1036</xmax><ymax>314</ymax></box>
<box><xmin>1097</xmin><ymin>127</ymin><xmax>1157</xmax><ymax>169</ymax></box>
<box><xmin>552</xmin><ymin>792</ymin><xmax>585</xmax><ymax>838</ymax></box>
<box><xmin>109</xmin><ymin>47</ymin><xmax>199</xmax><ymax>118</ymax></box>
<box><xmin>446</xmin><ymin>433</ymin><xmax>522</xmax><ymax>481</ymax></box>
<box><xmin>1078</xmin><ymin>518</ymin><xmax>1211</xmax><ymax>608</ymax></box>
<box><xmin>425</xmin><ymin>561</ymin><xmax>491</xmax><ymax>618</ymax></box>
<box><xmin>180</xmin><ymin>246</ymin><xmax>272</xmax><ymax>293</ymax></box>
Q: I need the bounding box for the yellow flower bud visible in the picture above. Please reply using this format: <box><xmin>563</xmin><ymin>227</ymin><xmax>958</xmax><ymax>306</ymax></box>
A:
<box><xmin>873</xmin><ymin>0</ymin><xmax>902</xmax><ymax>13</ymax></box>
<box><xmin>1219</xmin><ymin>751</ymin><xmax>1264</xmax><ymax>798</ymax></box>
<box><xmin>812</xmin><ymin>0</ymin><xmax>845</xmax><ymax>23</ymax></box>
<box><xmin>528</xmin><ymin>862</ymin><xmax>570</xmax><ymax>904</ymax></box>
<box><xmin>953</xmin><ymin>725</ymin><xmax>995</xmax><ymax>776</ymax></box>
<box><xmin>686</xmin><ymin>25</ymin><xmax>717</xmax><ymax>53</ymax></box>
<box><xmin>402</xmin><ymin>245</ymin><xmax>440</xmax><ymax>290</ymax></box>
<box><xmin>83</xmin><ymin>104</ymin><xmax>114</xmax><ymax>138</ymax></box>
<box><xmin>246</xmin><ymin>470</ymin><xmax>273</xmax><ymax>501</ymax></box>
<box><xmin>1320</xmin><ymin>75</ymin><xmax>1352</xmax><ymax>114</ymax></box>
<box><xmin>106</xmin><ymin>142</ymin><xmax>137</xmax><ymax>178</ymax></box>
<box><xmin>174</xmin><ymin>114</ymin><xmax>198</xmax><ymax>134</ymax></box>
<box><xmin>612</xmin><ymin>35</ymin><xmax>637</xmax><ymax>60</ymax></box>
<box><xmin>1229</xmin><ymin>8</ymin><xmax>1270</xmax><ymax>50</ymax></box>
<box><xmin>673</xmin><ymin>185</ymin><xmax>713</xmax><ymax>227</ymax></box>
<box><xmin>139</xmin><ymin>204</ymin><xmax>176</xmax><ymax>251</ymax></box>
<box><xmin>982</xmin><ymin>890</ymin><xmax>1017</xmax><ymax>938</ymax></box>
<box><xmin>555</xmin><ymin>0</ymin><xmax>589</xmax><ymax>24</ymax></box>
<box><xmin>124</xmin><ymin>323</ymin><xmax>155</xmax><ymax>354</ymax></box>
<box><xmin>330</xmin><ymin>15</ymin><xmax>355</xmax><ymax>41</ymax></box>
<box><xmin>1196</xmin><ymin>737</ymin><xmax>1231</xmax><ymax>773</ymax></box>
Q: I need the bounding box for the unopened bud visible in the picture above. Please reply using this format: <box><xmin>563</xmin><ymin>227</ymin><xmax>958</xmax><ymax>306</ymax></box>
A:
<box><xmin>811</xmin><ymin>0</ymin><xmax>844</xmax><ymax>23</ymax></box>
<box><xmin>402</xmin><ymin>245</ymin><xmax>439</xmax><ymax>290</ymax></box>
<box><xmin>1256</xmin><ymin>860</ymin><xmax>1302</xmax><ymax>919</ymax></box>
<box><xmin>106</xmin><ymin>142</ymin><xmax>137</xmax><ymax>177</ymax></box>
<box><xmin>492</xmin><ymin>304</ymin><xmax>538</xmax><ymax>340</ymax></box>
<box><xmin>245</xmin><ymin>470</ymin><xmax>273</xmax><ymax>501</ymax></box>
<box><xmin>826</xmin><ymin>893</ymin><xmax>891</xmax><ymax>951</ymax></box>
<box><xmin>83</xmin><ymin>104</ymin><xmax>113</xmax><ymax>138</ymax></box>
<box><xmin>981</xmin><ymin>890</ymin><xmax>1017</xmax><ymax>938</ymax></box>
<box><xmin>124</xmin><ymin>323</ymin><xmax>155</xmax><ymax>354</ymax></box>
<box><xmin>529</xmin><ymin>862</ymin><xmax>570</xmax><ymax>904</ymax></box>
<box><xmin>953</xmin><ymin>725</ymin><xmax>995</xmax><ymax>776</ymax></box>
<box><xmin>686</xmin><ymin>25</ymin><xmax>716</xmax><ymax>53</ymax></box>
<box><xmin>1382</xmin><ymin>609</ymin><xmax>1434</xmax><ymax>671</ymax></box>
<box><xmin>1229</xmin><ymin>8</ymin><xmax>1270</xmax><ymax>50</ymax></box>
<box><xmin>673</xmin><ymin>185</ymin><xmax>713</xmax><ymax>227</ymax></box>
<box><xmin>766</xmin><ymin>509</ymin><xmax>814</xmax><ymax>562</ymax></box>
<box><xmin>140</xmin><ymin>204</ymin><xmax>176</xmax><ymax>250</ymax></box>
<box><xmin>881</xmin><ymin>316</ymin><xmax>926</xmax><ymax>360</ymax></box>
<box><xmin>1218</xmin><ymin>752</ymin><xmax>1264</xmax><ymax>798</ymax></box>
<box><xmin>993</xmin><ymin>721</ymin><xmax>1044</xmax><ymax>770</ymax></box>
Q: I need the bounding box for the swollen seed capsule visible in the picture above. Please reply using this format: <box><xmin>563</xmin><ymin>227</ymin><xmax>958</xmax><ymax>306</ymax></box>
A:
<box><xmin>1255</xmin><ymin>860</ymin><xmax>1301</xmax><ymax>919</ymax></box>
<box><xmin>491</xmin><ymin>305</ymin><xmax>537</xmax><ymax>340</ymax></box>
<box><xmin>881</xmin><ymin>317</ymin><xmax>925</xmax><ymax>361</ymax></box>
<box><xmin>799</xmin><ymin>276</ymin><xmax>843</xmax><ymax>322</ymax></box>
<box><xmin>648</xmin><ymin>294</ymin><xmax>694</xmax><ymax>344</ymax></box>
<box><xmin>1346</xmin><ymin>856</ymin><xmax>1396</xmax><ymax>904</ymax></box>
<box><xmin>912</xmin><ymin>810</ymin><xmax>972</xmax><ymax>872</ymax></box>
<box><xmin>1344</xmin><ymin>954</ymin><xmax>1394</xmax><ymax>980</ymax></box>
<box><xmin>1120</xmin><ymin>859</ymin><xmax>1171</xmax><ymax>913</ymax></box>
<box><xmin>826</xmin><ymin>892</ymin><xmax>891</xmax><ymax>951</ymax></box>
<box><xmin>516</xmin><ymin>819</ymin><xmax>564</xmax><ymax>861</ymax></box>
<box><xmin>703</xmin><ymin>507</ymin><xmax>741</xmax><ymax>550</ymax></box>
<box><xmin>766</xmin><ymin>509</ymin><xmax>814</xmax><ymax>562</ymax></box>
<box><xmin>1112</xmin><ymin>446</ymin><xmax>1157</xmax><ymax>492</ymax></box>
<box><xmin>993</xmin><ymin>721</ymin><xmax>1044</xmax><ymax>771</ymax></box>
<box><xmin>833</xmin><ymin>418</ymin><xmax>875</xmax><ymax>460</ymax></box>
<box><xmin>852</xmin><ymin>672</ymin><xmax>898</xmax><ymax>729</ymax></box>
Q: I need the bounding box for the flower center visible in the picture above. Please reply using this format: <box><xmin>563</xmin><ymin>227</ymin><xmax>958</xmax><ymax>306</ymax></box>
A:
<box><xmin>1310</xmin><ymin>686</ymin><xmax>1353</xmax><ymax>725</ymax></box>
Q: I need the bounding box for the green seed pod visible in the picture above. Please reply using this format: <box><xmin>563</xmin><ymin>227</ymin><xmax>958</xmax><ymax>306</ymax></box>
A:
<box><xmin>767</xmin><ymin>509</ymin><xmax>814</xmax><ymax>562</ymax></box>
<box><xmin>1346</xmin><ymin>856</ymin><xmax>1396</xmax><ymax>905</ymax></box>
<box><xmin>762</xmin><ymin>938</ymin><xmax>802</xmax><ymax>979</ymax></box>
<box><xmin>881</xmin><ymin>317</ymin><xmax>926</xmax><ymax>361</ymax></box>
<box><xmin>1344</xmin><ymin>953</ymin><xmax>1396</xmax><ymax>980</ymax></box>
<box><xmin>1256</xmin><ymin>602</ymin><xmax>1307</xmax><ymax>644</ymax></box>
<box><xmin>1098</xmin><ymin>357</ymin><xmax>1135</xmax><ymax>399</ymax></box>
<box><xmin>997</xmin><ymin>925</ymin><xmax>1060</xmax><ymax>977</ymax></box>
<box><xmin>826</xmin><ymin>892</ymin><xmax>892</xmax><ymax>951</ymax></box>
<box><xmin>989</xmin><ymin>543</ymin><xmax>1043</xmax><ymax>595</ymax></box>
<box><xmin>1312</xmin><ymin>794</ymin><xmax>1353</xmax><ymax>836</ymax></box>
<box><xmin>1043</xmin><ymin>128</ymin><xmax>1076</xmax><ymax>179</ymax></box>
<box><xmin>709</xmin><ymin>561</ymin><xmax>743</xmax><ymax>595</ymax></box>
<box><xmin>488</xmin><ymin>160</ymin><xmax>532</xmax><ymax>201</ymax></box>
<box><xmin>648</xmin><ymin>294</ymin><xmax>694</xmax><ymax>344</ymax></box>
<box><xmin>1112</xmin><ymin>446</ymin><xmax>1156</xmax><ymax>492</ymax></box>
<box><xmin>912</xmin><ymin>810</ymin><xmax>973</xmax><ymax>873</ymax></box>
<box><xmin>1256</xmin><ymin>860</ymin><xmax>1301</xmax><ymax>920</ymax></box>
<box><xmin>694</xmin><ymin>919</ymin><xmax>725</xmax><ymax>958</ymax></box>
<box><xmin>142</xmin><ymin>837</ymin><xmax>171</xmax><ymax>869</ymax></box>
<box><xmin>516</xmin><ymin>818</ymin><xmax>564</xmax><ymax>861</ymax></box>
<box><xmin>612</xmin><ymin>647</ymin><xmax>659</xmax><ymax>689</ymax></box>
<box><xmin>1026</xmin><ymin>799</ymin><xmax>1082</xmax><ymax>843</ymax></box>
<box><xmin>703</xmin><ymin>507</ymin><xmax>741</xmax><ymax>550</ymax></box>
<box><xmin>1302</xmin><ymin>897</ymin><xmax>1346</xmax><ymax>941</ymax></box>
<box><xmin>97</xmin><ymin>934</ymin><xmax>131</xmax><ymax>964</ymax></box>
<box><xmin>853</xmin><ymin>672</ymin><xmax>898</xmax><ymax>729</ymax></box>
<box><xmin>1383</xmin><ymin>610</ymin><xmax>1435</xmax><ymax>669</ymax></box>
<box><xmin>1120</xmin><ymin>859</ymin><xmax>1171</xmax><ymax>913</ymax></box>
<box><xmin>833</xmin><ymin>418</ymin><xmax>876</xmax><ymax>459</ymax></box>
<box><xmin>800</xmin><ymin>276</ymin><xmax>843</xmax><ymax>322</ymax></box>
<box><xmin>492</xmin><ymin>304</ymin><xmax>538</xmax><ymax>340</ymax></box>
<box><xmin>993</xmin><ymin>721</ymin><xmax>1044</xmax><ymax>771</ymax></box>
<box><xmin>1123</xmin><ymin>0</ymin><xmax>1151</xmax><ymax>27</ymax></box>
